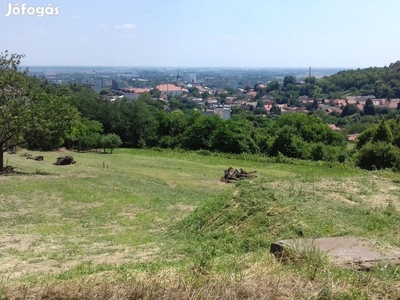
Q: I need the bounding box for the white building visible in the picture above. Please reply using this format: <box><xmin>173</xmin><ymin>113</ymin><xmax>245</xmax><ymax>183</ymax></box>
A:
<box><xmin>214</xmin><ymin>105</ymin><xmax>231</xmax><ymax>120</ymax></box>
<box><xmin>202</xmin><ymin>105</ymin><xmax>232</xmax><ymax>120</ymax></box>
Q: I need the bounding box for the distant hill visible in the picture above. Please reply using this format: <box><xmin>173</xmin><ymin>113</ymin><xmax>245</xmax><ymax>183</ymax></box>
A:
<box><xmin>318</xmin><ymin>61</ymin><xmax>400</xmax><ymax>98</ymax></box>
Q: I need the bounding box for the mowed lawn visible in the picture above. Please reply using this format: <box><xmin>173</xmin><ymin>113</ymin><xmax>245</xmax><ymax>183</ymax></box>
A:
<box><xmin>0</xmin><ymin>149</ymin><xmax>237</xmax><ymax>280</ymax></box>
<box><xmin>1</xmin><ymin>148</ymin><xmax>400</xmax><ymax>299</ymax></box>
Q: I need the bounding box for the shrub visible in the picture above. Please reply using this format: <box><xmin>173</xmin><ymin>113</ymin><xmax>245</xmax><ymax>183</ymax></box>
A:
<box><xmin>357</xmin><ymin>142</ymin><xmax>400</xmax><ymax>170</ymax></box>
<box><xmin>310</xmin><ymin>143</ymin><xmax>325</xmax><ymax>161</ymax></box>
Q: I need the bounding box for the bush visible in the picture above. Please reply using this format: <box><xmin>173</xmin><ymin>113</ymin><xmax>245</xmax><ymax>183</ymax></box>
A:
<box><xmin>357</xmin><ymin>142</ymin><xmax>400</xmax><ymax>170</ymax></box>
<box><xmin>310</xmin><ymin>143</ymin><xmax>325</xmax><ymax>161</ymax></box>
<box><xmin>270</xmin><ymin>127</ymin><xmax>310</xmax><ymax>159</ymax></box>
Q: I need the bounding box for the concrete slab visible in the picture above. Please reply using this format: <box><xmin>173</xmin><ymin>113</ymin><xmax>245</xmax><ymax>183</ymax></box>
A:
<box><xmin>270</xmin><ymin>237</ymin><xmax>400</xmax><ymax>270</ymax></box>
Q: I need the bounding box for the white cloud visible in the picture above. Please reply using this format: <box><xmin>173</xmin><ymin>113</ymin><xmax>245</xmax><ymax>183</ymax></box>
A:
<box><xmin>97</xmin><ymin>23</ymin><xmax>107</xmax><ymax>28</ymax></box>
<box><xmin>114</xmin><ymin>23</ymin><xmax>137</xmax><ymax>30</ymax></box>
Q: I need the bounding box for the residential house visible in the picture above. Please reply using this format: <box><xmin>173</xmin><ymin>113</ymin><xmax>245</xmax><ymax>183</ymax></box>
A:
<box><xmin>242</xmin><ymin>101</ymin><xmax>258</xmax><ymax>110</ymax></box>
<box><xmin>347</xmin><ymin>99</ymin><xmax>357</xmax><ymax>105</ymax></box>
<box><xmin>245</xmin><ymin>91</ymin><xmax>257</xmax><ymax>98</ymax></box>
<box><xmin>225</xmin><ymin>97</ymin><xmax>236</xmax><ymax>103</ymax></box>
<box><xmin>383</xmin><ymin>98</ymin><xmax>400</xmax><ymax>109</ymax></box>
<box><xmin>207</xmin><ymin>99</ymin><xmax>219</xmax><ymax>105</ymax></box>
<box><xmin>298</xmin><ymin>95</ymin><xmax>315</xmax><ymax>103</ymax></box>
<box><xmin>191</xmin><ymin>98</ymin><xmax>204</xmax><ymax>104</ymax></box>
<box><xmin>328</xmin><ymin>124</ymin><xmax>341</xmax><ymax>131</ymax></box>
<box><xmin>261</xmin><ymin>94</ymin><xmax>274</xmax><ymax>101</ymax></box>
<box><xmin>373</xmin><ymin>99</ymin><xmax>386</xmax><ymax>106</ymax></box>
<box><xmin>332</xmin><ymin>99</ymin><xmax>347</xmax><ymax>107</ymax></box>
<box><xmin>264</xmin><ymin>101</ymin><xmax>287</xmax><ymax>112</ymax></box>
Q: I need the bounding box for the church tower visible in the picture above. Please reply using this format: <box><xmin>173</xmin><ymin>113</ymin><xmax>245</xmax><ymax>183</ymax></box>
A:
<box><xmin>176</xmin><ymin>70</ymin><xmax>181</xmax><ymax>86</ymax></box>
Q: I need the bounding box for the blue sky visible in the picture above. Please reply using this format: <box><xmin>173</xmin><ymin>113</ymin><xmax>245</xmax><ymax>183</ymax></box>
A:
<box><xmin>1</xmin><ymin>0</ymin><xmax>399</xmax><ymax>68</ymax></box>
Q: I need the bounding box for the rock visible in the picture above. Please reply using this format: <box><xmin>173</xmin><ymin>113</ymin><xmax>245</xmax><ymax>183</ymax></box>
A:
<box><xmin>270</xmin><ymin>237</ymin><xmax>400</xmax><ymax>270</ymax></box>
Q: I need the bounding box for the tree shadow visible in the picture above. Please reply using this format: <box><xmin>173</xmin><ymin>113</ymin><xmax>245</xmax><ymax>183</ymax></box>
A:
<box><xmin>0</xmin><ymin>167</ymin><xmax>59</xmax><ymax>176</ymax></box>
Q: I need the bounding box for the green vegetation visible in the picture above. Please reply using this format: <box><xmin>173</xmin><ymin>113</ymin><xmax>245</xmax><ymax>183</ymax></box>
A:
<box><xmin>256</xmin><ymin>61</ymin><xmax>400</xmax><ymax>103</ymax></box>
<box><xmin>2</xmin><ymin>52</ymin><xmax>400</xmax><ymax>297</ymax></box>
<box><xmin>4</xmin><ymin>50</ymin><xmax>400</xmax><ymax>172</ymax></box>
<box><xmin>0</xmin><ymin>51</ymin><xmax>80</xmax><ymax>171</ymax></box>
<box><xmin>1</xmin><ymin>149</ymin><xmax>400</xmax><ymax>299</ymax></box>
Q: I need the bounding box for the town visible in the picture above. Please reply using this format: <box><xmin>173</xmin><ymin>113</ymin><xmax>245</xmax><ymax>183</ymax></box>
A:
<box><xmin>27</xmin><ymin>66</ymin><xmax>400</xmax><ymax>133</ymax></box>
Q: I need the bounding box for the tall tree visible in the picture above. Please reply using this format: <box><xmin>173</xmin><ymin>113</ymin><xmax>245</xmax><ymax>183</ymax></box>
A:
<box><xmin>24</xmin><ymin>92</ymin><xmax>80</xmax><ymax>150</ymax></box>
<box><xmin>0</xmin><ymin>51</ymin><xmax>29</xmax><ymax>171</ymax></box>
<box><xmin>363</xmin><ymin>98</ymin><xmax>376</xmax><ymax>116</ymax></box>
<box><xmin>283</xmin><ymin>76</ymin><xmax>296</xmax><ymax>88</ymax></box>
<box><xmin>0</xmin><ymin>51</ymin><xmax>79</xmax><ymax>171</ymax></box>
<box><xmin>372</xmin><ymin>119</ymin><xmax>394</xmax><ymax>144</ymax></box>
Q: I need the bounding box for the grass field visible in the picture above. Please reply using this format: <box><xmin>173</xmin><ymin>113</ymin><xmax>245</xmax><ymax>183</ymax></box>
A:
<box><xmin>1</xmin><ymin>148</ymin><xmax>400</xmax><ymax>299</ymax></box>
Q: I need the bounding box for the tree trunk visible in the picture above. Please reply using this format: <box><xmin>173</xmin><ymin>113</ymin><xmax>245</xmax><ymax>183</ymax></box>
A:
<box><xmin>0</xmin><ymin>145</ymin><xmax>3</xmax><ymax>173</ymax></box>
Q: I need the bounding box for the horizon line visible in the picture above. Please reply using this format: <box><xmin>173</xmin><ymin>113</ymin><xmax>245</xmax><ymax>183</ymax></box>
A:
<box><xmin>22</xmin><ymin>65</ymin><xmax>355</xmax><ymax>70</ymax></box>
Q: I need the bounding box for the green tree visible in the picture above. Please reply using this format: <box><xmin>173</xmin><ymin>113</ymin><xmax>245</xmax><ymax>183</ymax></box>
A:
<box><xmin>201</xmin><ymin>91</ymin><xmax>210</xmax><ymax>99</ymax></box>
<box><xmin>266</xmin><ymin>81</ymin><xmax>280</xmax><ymax>93</ymax></box>
<box><xmin>182</xmin><ymin>115</ymin><xmax>223</xmax><ymax>150</ymax></box>
<box><xmin>188</xmin><ymin>87</ymin><xmax>200</xmax><ymax>98</ymax></box>
<box><xmin>100</xmin><ymin>133</ymin><xmax>122</xmax><ymax>153</ymax></box>
<box><xmin>283</xmin><ymin>76</ymin><xmax>296</xmax><ymax>87</ymax></box>
<box><xmin>0</xmin><ymin>51</ymin><xmax>29</xmax><ymax>171</ymax></box>
<box><xmin>305</xmin><ymin>76</ymin><xmax>317</xmax><ymax>85</ymax></box>
<box><xmin>72</xmin><ymin>119</ymin><xmax>103</xmax><ymax>152</ymax></box>
<box><xmin>340</xmin><ymin>104</ymin><xmax>360</xmax><ymax>117</ymax></box>
<box><xmin>371</xmin><ymin>119</ymin><xmax>394</xmax><ymax>144</ymax></box>
<box><xmin>231</xmin><ymin>106</ymin><xmax>246</xmax><ymax>115</ymax></box>
<box><xmin>270</xmin><ymin>103</ymin><xmax>281</xmax><ymax>115</ymax></box>
<box><xmin>311</xmin><ymin>99</ymin><xmax>319</xmax><ymax>110</ymax></box>
<box><xmin>210</xmin><ymin>120</ymin><xmax>259</xmax><ymax>154</ymax></box>
<box><xmin>24</xmin><ymin>89</ymin><xmax>81</xmax><ymax>151</ymax></box>
<box><xmin>256</xmin><ymin>100</ymin><xmax>264</xmax><ymax>108</ymax></box>
<box><xmin>0</xmin><ymin>51</ymin><xmax>79</xmax><ymax>171</ymax></box>
<box><xmin>270</xmin><ymin>126</ymin><xmax>310</xmax><ymax>159</ymax></box>
<box><xmin>112</xmin><ymin>98</ymin><xmax>158</xmax><ymax>148</ymax></box>
<box><xmin>363</xmin><ymin>98</ymin><xmax>376</xmax><ymax>116</ymax></box>
<box><xmin>149</xmin><ymin>88</ymin><xmax>161</xmax><ymax>98</ymax></box>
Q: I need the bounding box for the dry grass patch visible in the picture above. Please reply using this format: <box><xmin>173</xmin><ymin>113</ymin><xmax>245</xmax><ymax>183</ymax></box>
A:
<box><xmin>268</xmin><ymin>176</ymin><xmax>400</xmax><ymax>209</ymax></box>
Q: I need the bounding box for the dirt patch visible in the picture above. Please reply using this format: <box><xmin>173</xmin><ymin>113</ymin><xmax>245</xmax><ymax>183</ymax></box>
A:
<box><xmin>0</xmin><ymin>233</ymin><xmax>160</xmax><ymax>280</ymax></box>
<box><xmin>327</xmin><ymin>193</ymin><xmax>358</xmax><ymax>206</ymax></box>
<box><xmin>168</xmin><ymin>204</ymin><xmax>196</xmax><ymax>214</ymax></box>
<box><xmin>0</xmin><ymin>234</ymin><xmax>41</xmax><ymax>252</ymax></box>
<box><xmin>57</xmin><ymin>147</ymin><xmax>71</xmax><ymax>153</ymax></box>
<box><xmin>117</xmin><ymin>204</ymin><xmax>140</xmax><ymax>220</ymax></box>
